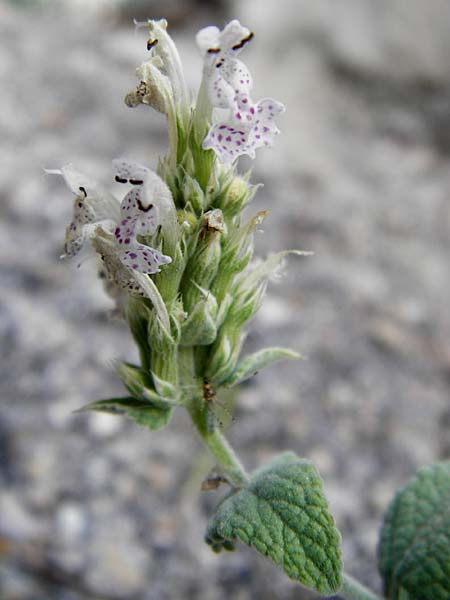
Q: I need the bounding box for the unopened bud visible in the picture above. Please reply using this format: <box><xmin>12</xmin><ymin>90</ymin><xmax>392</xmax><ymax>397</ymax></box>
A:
<box><xmin>181</xmin><ymin>210</ymin><xmax>224</xmax><ymax>312</ymax></box>
<box><xmin>180</xmin><ymin>291</ymin><xmax>218</xmax><ymax>346</ymax></box>
<box><xmin>217</xmin><ymin>175</ymin><xmax>254</xmax><ymax>216</ymax></box>
<box><xmin>205</xmin><ymin>330</ymin><xmax>245</xmax><ymax>386</ymax></box>
<box><xmin>183</xmin><ymin>174</ymin><xmax>206</xmax><ymax>213</ymax></box>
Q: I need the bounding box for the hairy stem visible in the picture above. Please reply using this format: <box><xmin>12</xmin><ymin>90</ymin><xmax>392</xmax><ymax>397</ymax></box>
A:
<box><xmin>187</xmin><ymin>400</ymin><xmax>250</xmax><ymax>489</ymax></box>
<box><xmin>340</xmin><ymin>573</ymin><xmax>380</xmax><ymax>600</ymax></box>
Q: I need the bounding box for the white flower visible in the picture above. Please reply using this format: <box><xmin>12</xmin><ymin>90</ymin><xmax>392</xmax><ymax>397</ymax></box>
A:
<box><xmin>196</xmin><ymin>20</ymin><xmax>285</xmax><ymax>163</ymax></box>
<box><xmin>202</xmin><ymin>98</ymin><xmax>285</xmax><ymax>163</ymax></box>
<box><xmin>48</xmin><ymin>160</ymin><xmax>173</xmax><ymax>291</ymax></box>
<box><xmin>112</xmin><ymin>160</ymin><xmax>172</xmax><ymax>275</ymax></box>
<box><xmin>196</xmin><ymin>20</ymin><xmax>253</xmax><ymax>114</ymax></box>
<box><xmin>45</xmin><ymin>165</ymin><xmax>120</xmax><ymax>258</ymax></box>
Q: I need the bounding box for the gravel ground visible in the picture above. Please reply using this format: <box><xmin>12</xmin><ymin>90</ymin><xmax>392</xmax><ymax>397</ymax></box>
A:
<box><xmin>1</xmin><ymin>1</ymin><xmax>450</xmax><ymax>598</ymax></box>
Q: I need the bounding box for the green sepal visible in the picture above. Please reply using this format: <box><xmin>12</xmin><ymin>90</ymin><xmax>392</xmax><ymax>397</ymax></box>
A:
<box><xmin>180</xmin><ymin>291</ymin><xmax>218</xmax><ymax>346</ymax></box>
<box><xmin>147</xmin><ymin>311</ymin><xmax>176</xmax><ymax>354</ymax></box>
<box><xmin>206</xmin><ymin>330</ymin><xmax>246</xmax><ymax>386</ymax></box>
<box><xmin>183</xmin><ymin>173</ymin><xmax>206</xmax><ymax>214</ymax></box>
<box><xmin>117</xmin><ymin>362</ymin><xmax>155</xmax><ymax>400</ymax></box>
<box><xmin>225</xmin><ymin>280</ymin><xmax>266</xmax><ymax>329</ymax></box>
<box><xmin>151</xmin><ymin>371</ymin><xmax>179</xmax><ymax>403</ymax></box>
<box><xmin>205</xmin><ymin>452</ymin><xmax>342</xmax><ymax>594</ymax></box>
<box><xmin>76</xmin><ymin>396</ymin><xmax>173</xmax><ymax>431</ymax></box>
<box><xmin>378</xmin><ymin>460</ymin><xmax>450</xmax><ymax>600</ymax></box>
<box><xmin>189</xmin><ymin>123</ymin><xmax>215</xmax><ymax>192</ymax></box>
<box><xmin>181</xmin><ymin>212</ymin><xmax>223</xmax><ymax>312</ymax></box>
<box><xmin>213</xmin><ymin>172</ymin><xmax>258</xmax><ymax>217</ymax></box>
<box><xmin>223</xmin><ymin>347</ymin><xmax>302</xmax><ymax>388</ymax></box>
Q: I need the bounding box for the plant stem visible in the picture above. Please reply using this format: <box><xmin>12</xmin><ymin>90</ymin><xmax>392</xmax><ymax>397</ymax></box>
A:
<box><xmin>339</xmin><ymin>573</ymin><xmax>380</xmax><ymax>600</ymax></box>
<box><xmin>187</xmin><ymin>400</ymin><xmax>250</xmax><ymax>489</ymax></box>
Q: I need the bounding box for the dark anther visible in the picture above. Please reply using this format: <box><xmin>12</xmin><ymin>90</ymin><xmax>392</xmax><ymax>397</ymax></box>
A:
<box><xmin>79</xmin><ymin>186</ymin><xmax>87</xmax><ymax>197</ymax></box>
<box><xmin>137</xmin><ymin>199</ymin><xmax>154</xmax><ymax>213</ymax></box>
<box><xmin>129</xmin><ymin>179</ymin><xmax>144</xmax><ymax>186</ymax></box>
<box><xmin>147</xmin><ymin>38</ymin><xmax>158</xmax><ymax>51</ymax></box>
<box><xmin>232</xmin><ymin>32</ymin><xmax>254</xmax><ymax>51</ymax></box>
<box><xmin>115</xmin><ymin>176</ymin><xmax>128</xmax><ymax>184</ymax></box>
<box><xmin>207</xmin><ymin>47</ymin><xmax>221</xmax><ymax>54</ymax></box>
<box><xmin>215</xmin><ymin>59</ymin><xmax>224</xmax><ymax>68</ymax></box>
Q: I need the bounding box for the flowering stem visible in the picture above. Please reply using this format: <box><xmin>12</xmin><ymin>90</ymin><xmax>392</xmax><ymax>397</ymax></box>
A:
<box><xmin>187</xmin><ymin>400</ymin><xmax>250</xmax><ymax>489</ymax></box>
<box><xmin>340</xmin><ymin>573</ymin><xmax>380</xmax><ymax>600</ymax></box>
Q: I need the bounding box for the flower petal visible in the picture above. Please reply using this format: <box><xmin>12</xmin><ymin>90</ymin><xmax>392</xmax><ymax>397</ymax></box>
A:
<box><xmin>220</xmin><ymin>20</ymin><xmax>252</xmax><ymax>55</ymax></box>
<box><xmin>196</xmin><ymin>25</ymin><xmax>221</xmax><ymax>54</ymax></box>
<box><xmin>203</xmin><ymin>122</ymin><xmax>250</xmax><ymax>163</ymax></box>
<box><xmin>254</xmin><ymin>98</ymin><xmax>286</xmax><ymax>120</ymax></box>
<box><xmin>112</xmin><ymin>159</ymin><xmax>149</xmax><ymax>185</ymax></box>
<box><xmin>120</xmin><ymin>243</ymin><xmax>172</xmax><ymax>274</ymax></box>
<box><xmin>209</xmin><ymin>58</ymin><xmax>253</xmax><ymax>110</ymax></box>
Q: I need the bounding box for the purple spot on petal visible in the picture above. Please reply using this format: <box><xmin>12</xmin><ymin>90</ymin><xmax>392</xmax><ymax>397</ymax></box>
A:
<box><xmin>226</xmin><ymin>136</ymin><xmax>232</xmax><ymax>142</ymax></box>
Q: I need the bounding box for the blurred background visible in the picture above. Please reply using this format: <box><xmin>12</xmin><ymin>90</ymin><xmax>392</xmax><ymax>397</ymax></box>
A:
<box><xmin>1</xmin><ymin>0</ymin><xmax>450</xmax><ymax>598</ymax></box>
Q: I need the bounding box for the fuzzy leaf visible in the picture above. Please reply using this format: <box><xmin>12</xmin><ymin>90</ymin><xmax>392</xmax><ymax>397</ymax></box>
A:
<box><xmin>205</xmin><ymin>452</ymin><xmax>342</xmax><ymax>594</ymax></box>
<box><xmin>378</xmin><ymin>461</ymin><xmax>450</xmax><ymax>600</ymax></box>
<box><xmin>76</xmin><ymin>396</ymin><xmax>173</xmax><ymax>431</ymax></box>
<box><xmin>224</xmin><ymin>347</ymin><xmax>301</xmax><ymax>387</ymax></box>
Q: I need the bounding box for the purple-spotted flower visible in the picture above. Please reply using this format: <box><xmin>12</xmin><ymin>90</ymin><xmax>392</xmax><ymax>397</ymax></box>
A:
<box><xmin>45</xmin><ymin>165</ymin><xmax>120</xmax><ymax>258</ymax></box>
<box><xmin>112</xmin><ymin>159</ymin><xmax>172</xmax><ymax>275</ymax></box>
<box><xmin>196</xmin><ymin>20</ymin><xmax>285</xmax><ymax>163</ymax></box>
<box><xmin>48</xmin><ymin>160</ymin><xmax>173</xmax><ymax>289</ymax></box>
<box><xmin>202</xmin><ymin>98</ymin><xmax>285</xmax><ymax>163</ymax></box>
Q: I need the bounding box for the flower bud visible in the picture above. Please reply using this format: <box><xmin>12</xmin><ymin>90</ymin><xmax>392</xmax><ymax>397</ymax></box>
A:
<box><xmin>181</xmin><ymin>210</ymin><xmax>224</xmax><ymax>312</ymax></box>
<box><xmin>180</xmin><ymin>291</ymin><xmax>218</xmax><ymax>346</ymax></box>
<box><xmin>183</xmin><ymin>174</ymin><xmax>206</xmax><ymax>214</ymax></box>
<box><xmin>215</xmin><ymin>174</ymin><xmax>256</xmax><ymax>217</ymax></box>
<box><xmin>225</xmin><ymin>281</ymin><xmax>267</xmax><ymax>329</ymax></box>
<box><xmin>212</xmin><ymin>210</ymin><xmax>267</xmax><ymax>302</ymax></box>
<box><xmin>205</xmin><ymin>329</ymin><xmax>245</xmax><ymax>386</ymax></box>
<box><xmin>148</xmin><ymin>311</ymin><xmax>176</xmax><ymax>355</ymax></box>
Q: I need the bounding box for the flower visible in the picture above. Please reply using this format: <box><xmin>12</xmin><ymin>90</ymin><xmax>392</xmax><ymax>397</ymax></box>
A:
<box><xmin>130</xmin><ymin>19</ymin><xmax>190</xmax><ymax>168</ymax></box>
<box><xmin>112</xmin><ymin>159</ymin><xmax>172</xmax><ymax>275</ymax></box>
<box><xmin>48</xmin><ymin>160</ymin><xmax>173</xmax><ymax>288</ymax></box>
<box><xmin>203</xmin><ymin>98</ymin><xmax>285</xmax><ymax>163</ymax></box>
<box><xmin>196</xmin><ymin>20</ymin><xmax>285</xmax><ymax>163</ymax></box>
<box><xmin>45</xmin><ymin>165</ymin><xmax>120</xmax><ymax>258</ymax></box>
<box><xmin>196</xmin><ymin>20</ymin><xmax>254</xmax><ymax>113</ymax></box>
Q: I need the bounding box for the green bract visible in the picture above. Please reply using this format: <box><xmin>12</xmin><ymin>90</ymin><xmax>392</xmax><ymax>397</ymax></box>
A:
<box><xmin>378</xmin><ymin>461</ymin><xmax>450</xmax><ymax>600</ymax></box>
<box><xmin>77</xmin><ymin>396</ymin><xmax>173</xmax><ymax>431</ymax></box>
<box><xmin>205</xmin><ymin>453</ymin><xmax>342</xmax><ymax>594</ymax></box>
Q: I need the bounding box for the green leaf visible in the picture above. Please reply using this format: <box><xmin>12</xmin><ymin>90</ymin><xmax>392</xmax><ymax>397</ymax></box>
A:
<box><xmin>224</xmin><ymin>347</ymin><xmax>302</xmax><ymax>388</ymax></box>
<box><xmin>76</xmin><ymin>396</ymin><xmax>173</xmax><ymax>431</ymax></box>
<box><xmin>205</xmin><ymin>452</ymin><xmax>342</xmax><ymax>594</ymax></box>
<box><xmin>378</xmin><ymin>461</ymin><xmax>450</xmax><ymax>600</ymax></box>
